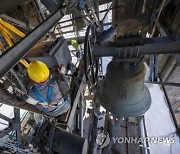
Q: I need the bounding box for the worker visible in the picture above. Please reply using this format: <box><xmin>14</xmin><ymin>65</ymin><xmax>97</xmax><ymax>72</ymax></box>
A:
<box><xmin>25</xmin><ymin>60</ymin><xmax>70</xmax><ymax>117</ymax></box>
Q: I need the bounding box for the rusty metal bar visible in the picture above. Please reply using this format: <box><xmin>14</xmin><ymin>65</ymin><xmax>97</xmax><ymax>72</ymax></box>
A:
<box><xmin>159</xmin><ymin>77</ymin><xmax>180</xmax><ymax>137</ymax></box>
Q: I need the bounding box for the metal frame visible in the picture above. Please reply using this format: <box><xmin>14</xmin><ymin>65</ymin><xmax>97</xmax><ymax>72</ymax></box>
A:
<box><xmin>0</xmin><ymin>8</ymin><xmax>64</xmax><ymax>78</ymax></box>
<box><xmin>57</xmin><ymin>5</ymin><xmax>123</xmax><ymax>26</ymax></box>
<box><xmin>154</xmin><ymin>18</ymin><xmax>180</xmax><ymax>137</ymax></box>
<box><xmin>92</xmin><ymin>35</ymin><xmax>180</xmax><ymax>57</ymax></box>
<box><xmin>0</xmin><ymin>82</ymin><xmax>44</xmax><ymax>113</ymax></box>
<box><xmin>145</xmin><ymin>81</ymin><xmax>180</xmax><ymax>87</ymax></box>
<box><xmin>159</xmin><ymin>77</ymin><xmax>180</xmax><ymax>137</ymax></box>
<box><xmin>66</xmin><ymin>75</ymin><xmax>87</xmax><ymax>131</ymax></box>
<box><xmin>149</xmin><ymin>54</ymin><xmax>158</xmax><ymax>81</ymax></box>
<box><xmin>156</xmin><ymin>20</ymin><xmax>180</xmax><ymax>65</ymax></box>
<box><xmin>13</xmin><ymin>108</ymin><xmax>21</xmax><ymax>147</ymax></box>
<box><xmin>34</xmin><ymin>0</ymin><xmax>46</xmax><ymax>21</ymax></box>
<box><xmin>101</xmin><ymin>0</ymin><xmax>115</xmax><ymax>22</ymax></box>
<box><xmin>0</xmin><ymin>14</ymin><xmax>34</xmax><ymax>30</ymax></box>
<box><xmin>85</xmin><ymin>0</ymin><xmax>100</xmax><ymax>26</ymax></box>
<box><xmin>0</xmin><ymin>1</ymin><xmax>179</xmax><ymax>153</ymax></box>
<box><xmin>0</xmin><ymin>108</ymin><xmax>21</xmax><ymax>147</ymax></box>
<box><xmin>0</xmin><ymin>0</ymin><xmax>82</xmax><ymax>78</ymax></box>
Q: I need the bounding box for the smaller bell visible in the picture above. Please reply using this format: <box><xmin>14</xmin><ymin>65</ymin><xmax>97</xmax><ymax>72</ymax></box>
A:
<box><xmin>96</xmin><ymin>61</ymin><xmax>151</xmax><ymax>117</ymax></box>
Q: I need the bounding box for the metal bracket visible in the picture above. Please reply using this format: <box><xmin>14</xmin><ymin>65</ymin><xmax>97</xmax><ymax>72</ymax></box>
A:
<box><xmin>149</xmin><ymin>54</ymin><xmax>158</xmax><ymax>81</ymax></box>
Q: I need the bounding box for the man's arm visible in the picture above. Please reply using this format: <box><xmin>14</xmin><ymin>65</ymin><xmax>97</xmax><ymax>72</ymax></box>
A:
<box><xmin>26</xmin><ymin>95</ymin><xmax>54</xmax><ymax>108</ymax></box>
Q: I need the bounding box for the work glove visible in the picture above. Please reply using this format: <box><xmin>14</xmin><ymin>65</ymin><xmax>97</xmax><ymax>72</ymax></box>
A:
<box><xmin>25</xmin><ymin>95</ymin><xmax>39</xmax><ymax>105</ymax></box>
<box><xmin>38</xmin><ymin>102</ymin><xmax>57</xmax><ymax>108</ymax></box>
<box><xmin>48</xmin><ymin>102</ymin><xmax>58</xmax><ymax>108</ymax></box>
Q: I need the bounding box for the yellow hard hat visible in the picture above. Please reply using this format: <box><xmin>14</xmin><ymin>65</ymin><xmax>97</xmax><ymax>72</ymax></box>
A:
<box><xmin>27</xmin><ymin>60</ymin><xmax>50</xmax><ymax>83</ymax></box>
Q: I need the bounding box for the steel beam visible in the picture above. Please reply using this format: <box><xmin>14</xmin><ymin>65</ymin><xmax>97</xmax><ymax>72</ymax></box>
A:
<box><xmin>13</xmin><ymin>108</ymin><xmax>22</xmax><ymax>147</ymax></box>
<box><xmin>159</xmin><ymin>77</ymin><xmax>180</xmax><ymax>137</ymax></box>
<box><xmin>92</xmin><ymin>35</ymin><xmax>180</xmax><ymax>57</ymax></box>
<box><xmin>57</xmin><ymin>5</ymin><xmax>123</xmax><ymax>25</ymax></box>
<box><xmin>156</xmin><ymin>20</ymin><xmax>180</xmax><ymax>65</ymax></box>
<box><xmin>0</xmin><ymin>86</ymin><xmax>43</xmax><ymax>114</ymax></box>
<box><xmin>66</xmin><ymin>75</ymin><xmax>86</xmax><ymax>131</ymax></box>
<box><xmin>149</xmin><ymin>54</ymin><xmax>158</xmax><ymax>81</ymax></box>
<box><xmin>0</xmin><ymin>8</ymin><xmax>64</xmax><ymax>78</ymax></box>
<box><xmin>101</xmin><ymin>1</ymin><xmax>113</xmax><ymax>22</ymax></box>
<box><xmin>71</xmin><ymin>8</ymin><xmax>92</xmax><ymax>24</ymax></box>
<box><xmin>85</xmin><ymin>0</ymin><xmax>100</xmax><ymax>26</ymax></box>
<box><xmin>55</xmin><ymin>30</ymin><xmax>75</xmax><ymax>35</ymax></box>
<box><xmin>34</xmin><ymin>0</ymin><xmax>46</xmax><ymax>21</ymax></box>
<box><xmin>0</xmin><ymin>127</ymin><xmax>13</xmax><ymax>138</ymax></box>
<box><xmin>46</xmin><ymin>123</ymin><xmax>55</xmax><ymax>153</ymax></box>
<box><xmin>0</xmin><ymin>14</ymin><xmax>33</xmax><ymax>30</ymax></box>
<box><xmin>145</xmin><ymin>80</ymin><xmax>180</xmax><ymax>87</ymax></box>
<box><xmin>0</xmin><ymin>98</ymin><xmax>44</xmax><ymax>114</ymax></box>
<box><xmin>0</xmin><ymin>113</ymin><xmax>13</xmax><ymax>123</ymax></box>
<box><xmin>80</xmin><ymin>94</ymin><xmax>85</xmax><ymax>137</ymax></box>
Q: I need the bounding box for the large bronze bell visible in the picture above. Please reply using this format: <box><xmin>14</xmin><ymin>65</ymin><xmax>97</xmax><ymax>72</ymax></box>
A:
<box><xmin>96</xmin><ymin>61</ymin><xmax>151</xmax><ymax>117</ymax></box>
